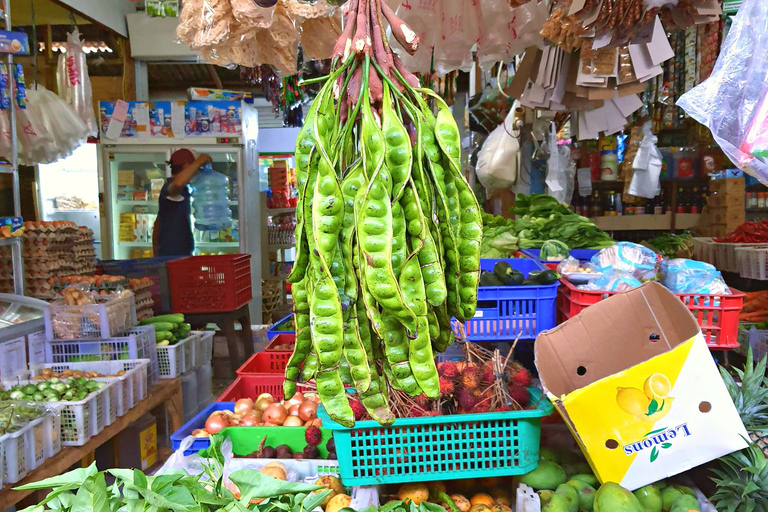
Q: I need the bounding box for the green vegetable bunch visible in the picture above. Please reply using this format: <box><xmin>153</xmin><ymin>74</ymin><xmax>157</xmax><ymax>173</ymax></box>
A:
<box><xmin>511</xmin><ymin>194</ymin><xmax>614</xmax><ymax>249</ymax></box>
<box><xmin>646</xmin><ymin>232</ymin><xmax>694</xmax><ymax>259</ymax></box>
<box><xmin>284</xmin><ymin>0</ymin><xmax>482</xmax><ymax>428</ymax></box>
<box><xmin>140</xmin><ymin>314</ymin><xmax>191</xmax><ymax>345</ymax></box>
<box><xmin>0</xmin><ymin>402</ymin><xmax>49</xmax><ymax>435</ymax></box>
<box><xmin>1</xmin><ymin>377</ymin><xmax>104</xmax><ymax>403</ymax></box>
<box><xmin>480</xmin><ymin>214</ymin><xmax>518</xmax><ymax>258</ymax></box>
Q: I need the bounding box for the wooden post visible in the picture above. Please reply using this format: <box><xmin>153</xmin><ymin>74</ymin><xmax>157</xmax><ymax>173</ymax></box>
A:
<box><xmin>42</xmin><ymin>25</ymin><xmax>56</xmax><ymax>92</ymax></box>
<box><xmin>120</xmin><ymin>37</ymin><xmax>136</xmax><ymax>101</ymax></box>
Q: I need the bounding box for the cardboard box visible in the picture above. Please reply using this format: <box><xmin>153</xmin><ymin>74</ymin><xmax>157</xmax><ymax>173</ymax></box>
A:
<box><xmin>709</xmin><ymin>178</ymin><xmax>745</xmax><ymax>195</ymax></box>
<box><xmin>709</xmin><ymin>207</ymin><xmax>744</xmax><ymax>226</ymax></box>
<box><xmin>535</xmin><ymin>282</ymin><xmax>748</xmax><ymax>491</ymax></box>
<box><xmin>707</xmin><ymin>192</ymin><xmax>745</xmax><ymax>209</ymax></box>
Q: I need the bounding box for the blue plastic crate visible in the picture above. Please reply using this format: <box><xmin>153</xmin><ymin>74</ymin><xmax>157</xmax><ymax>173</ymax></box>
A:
<box><xmin>521</xmin><ymin>248</ymin><xmax>600</xmax><ymax>264</ymax></box>
<box><xmin>101</xmin><ymin>256</ymin><xmax>182</xmax><ymax>314</ymax></box>
<box><xmin>462</xmin><ymin>258</ymin><xmax>558</xmax><ymax>342</ymax></box>
<box><xmin>266</xmin><ymin>313</ymin><xmax>295</xmax><ymax>339</ymax></box>
<box><xmin>171</xmin><ymin>402</ymin><xmax>235</xmax><ymax>455</ymax></box>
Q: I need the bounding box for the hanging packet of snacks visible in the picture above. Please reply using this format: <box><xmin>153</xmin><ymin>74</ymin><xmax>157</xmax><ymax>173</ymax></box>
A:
<box><xmin>12</xmin><ymin>64</ymin><xmax>26</xmax><ymax>109</ymax></box>
<box><xmin>0</xmin><ymin>64</ymin><xmax>11</xmax><ymax>159</ymax></box>
<box><xmin>176</xmin><ymin>0</ymin><xmax>233</xmax><ymax>50</ymax></box>
<box><xmin>230</xmin><ymin>0</ymin><xmax>275</xmax><ymax>29</ymax></box>
<box><xmin>56</xmin><ymin>29</ymin><xmax>97</xmax><ymax>137</ymax></box>
<box><xmin>145</xmin><ymin>0</ymin><xmax>164</xmax><ymax>16</ymax></box>
<box><xmin>163</xmin><ymin>0</ymin><xmax>180</xmax><ymax>17</ymax></box>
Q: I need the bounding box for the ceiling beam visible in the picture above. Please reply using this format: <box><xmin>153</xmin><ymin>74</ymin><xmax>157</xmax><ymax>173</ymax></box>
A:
<box><xmin>49</xmin><ymin>0</ymin><xmax>133</xmax><ymax>37</ymax></box>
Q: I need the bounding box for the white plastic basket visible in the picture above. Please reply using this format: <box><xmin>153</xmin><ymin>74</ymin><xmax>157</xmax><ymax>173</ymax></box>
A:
<box><xmin>29</xmin><ymin>360</ymin><xmax>150</xmax><ymax>417</ymax></box>
<box><xmin>692</xmin><ymin>237</ymin><xmax>715</xmax><ymax>265</ymax></box>
<box><xmin>195</xmin><ymin>361</ymin><xmax>212</xmax><ymax>408</ymax></box>
<box><xmin>0</xmin><ymin>417</ymin><xmax>39</xmax><ymax>484</ymax></box>
<box><xmin>0</xmin><ymin>337</ymin><xmax>29</xmax><ymax>381</ymax></box>
<box><xmin>714</xmin><ymin>242</ymin><xmax>768</xmax><ymax>273</ymax></box>
<box><xmin>736</xmin><ymin>246</ymin><xmax>768</xmax><ymax>281</ymax></box>
<box><xmin>45</xmin><ymin>325</ymin><xmax>159</xmax><ymax>387</ymax></box>
<box><xmin>156</xmin><ymin>333</ymin><xmax>198</xmax><ymax>379</ymax></box>
<box><xmin>193</xmin><ymin>331</ymin><xmax>214</xmax><ymax>368</ymax></box>
<box><xmin>45</xmin><ymin>292</ymin><xmax>137</xmax><ymax>341</ymax></box>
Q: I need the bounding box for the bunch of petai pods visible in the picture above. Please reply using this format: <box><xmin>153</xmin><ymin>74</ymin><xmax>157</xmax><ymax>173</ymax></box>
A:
<box><xmin>283</xmin><ymin>0</ymin><xmax>482</xmax><ymax>427</ymax></box>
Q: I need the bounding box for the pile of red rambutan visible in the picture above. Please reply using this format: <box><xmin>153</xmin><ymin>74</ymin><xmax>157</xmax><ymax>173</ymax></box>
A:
<box><xmin>436</xmin><ymin>359</ymin><xmax>533</xmax><ymax>415</ymax></box>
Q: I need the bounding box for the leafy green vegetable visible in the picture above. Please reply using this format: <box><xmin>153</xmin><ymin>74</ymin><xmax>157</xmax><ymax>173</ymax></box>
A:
<box><xmin>481</xmin><ymin>213</ymin><xmax>518</xmax><ymax>258</ymax></box>
<box><xmin>646</xmin><ymin>232</ymin><xmax>693</xmax><ymax>258</ymax></box>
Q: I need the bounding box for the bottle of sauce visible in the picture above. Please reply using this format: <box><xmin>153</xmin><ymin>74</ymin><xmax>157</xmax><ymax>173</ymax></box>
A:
<box><xmin>689</xmin><ymin>187</ymin><xmax>701</xmax><ymax>214</ymax></box>
<box><xmin>676</xmin><ymin>187</ymin><xmax>687</xmax><ymax>214</ymax></box>
<box><xmin>599</xmin><ymin>136</ymin><xmax>619</xmax><ymax>181</ymax></box>
<box><xmin>590</xmin><ymin>191</ymin><xmax>603</xmax><ymax>217</ymax></box>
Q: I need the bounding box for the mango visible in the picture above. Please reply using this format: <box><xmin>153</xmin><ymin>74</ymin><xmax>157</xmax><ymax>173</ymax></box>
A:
<box><xmin>669</xmin><ymin>495</ymin><xmax>700</xmax><ymax>512</ymax></box>
<box><xmin>555</xmin><ymin>484</ymin><xmax>578</xmax><ymax>512</ymax></box>
<box><xmin>655</xmin><ymin>481</ymin><xmax>668</xmax><ymax>490</ymax></box>
<box><xmin>633</xmin><ymin>484</ymin><xmax>662</xmax><ymax>512</ymax></box>
<box><xmin>540</xmin><ymin>490</ymin><xmax>572</xmax><ymax>512</ymax></box>
<box><xmin>671</xmin><ymin>485</ymin><xmax>695</xmax><ymax>498</ymax></box>
<box><xmin>594</xmin><ymin>482</ymin><xmax>645</xmax><ymax>512</ymax></box>
<box><xmin>540</xmin><ymin>447</ymin><xmax>558</xmax><ymax>463</ymax></box>
<box><xmin>520</xmin><ymin>461</ymin><xmax>567</xmax><ymax>491</ymax></box>
<box><xmin>565</xmin><ymin>480</ymin><xmax>596</xmax><ymax>512</ymax></box>
<box><xmin>571</xmin><ymin>474</ymin><xmax>599</xmax><ymax>488</ymax></box>
<box><xmin>562</xmin><ymin>462</ymin><xmax>593</xmax><ymax>479</ymax></box>
<box><xmin>660</xmin><ymin>487</ymin><xmax>684</xmax><ymax>512</ymax></box>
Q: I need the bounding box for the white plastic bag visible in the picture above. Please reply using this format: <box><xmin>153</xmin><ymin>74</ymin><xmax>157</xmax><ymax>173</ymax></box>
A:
<box><xmin>476</xmin><ymin>101</ymin><xmax>521</xmax><ymax>190</ymax></box>
<box><xmin>433</xmin><ymin>0</ymin><xmax>480</xmax><ymax>75</ymax></box>
<box><xmin>628</xmin><ymin>121</ymin><xmax>663</xmax><ymax>199</ymax></box>
<box><xmin>56</xmin><ymin>29</ymin><xmax>97</xmax><ymax>137</ymax></box>
<box><xmin>476</xmin><ymin>0</ymin><xmax>547</xmax><ymax>71</ymax></box>
<box><xmin>545</xmin><ymin>123</ymin><xmax>574</xmax><ymax>203</ymax></box>
<box><xmin>677</xmin><ymin>0</ymin><xmax>768</xmax><ymax>183</ymax></box>
<box><xmin>388</xmin><ymin>0</ymin><xmax>443</xmax><ymax>73</ymax></box>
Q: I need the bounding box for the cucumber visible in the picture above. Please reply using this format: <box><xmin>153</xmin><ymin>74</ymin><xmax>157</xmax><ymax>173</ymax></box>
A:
<box><xmin>140</xmin><ymin>314</ymin><xmax>185</xmax><ymax>326</ymax></box>
<box><xmin>149</xmin><ymin>322</ymin><xmax>178</xmax><ymax>332</ymax></box>
<box><xmin>155</xmin><ymin>331</ymin><xmax>173</xmax><ymax>342</ymax></box>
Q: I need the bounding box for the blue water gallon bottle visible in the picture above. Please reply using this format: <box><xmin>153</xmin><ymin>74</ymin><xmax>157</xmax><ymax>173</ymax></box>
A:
<box><xmin>190</xmin><ymin>163</ymin><xmax>233</xmax><ymax>231</ymax></box>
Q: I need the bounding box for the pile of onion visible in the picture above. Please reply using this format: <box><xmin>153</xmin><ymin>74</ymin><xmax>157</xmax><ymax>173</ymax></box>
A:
<box><xmin>191</xmin><ymin>392</ymin><xmax>322</xmax><ymax>438</ymax></box>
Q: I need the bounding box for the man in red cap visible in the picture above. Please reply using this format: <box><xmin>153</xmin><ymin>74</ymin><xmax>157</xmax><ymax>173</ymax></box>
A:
<box><xmin>152</xmin><ymin>149</ymin><xmax>212</xmax><ymax>256</ymax></box>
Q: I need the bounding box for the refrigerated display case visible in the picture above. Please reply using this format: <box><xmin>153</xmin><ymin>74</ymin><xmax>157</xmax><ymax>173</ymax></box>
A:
<box><xmin>37</xmin><ymin>143</ymin><xmax>102</xmax><ymax>259</ymax></box>
<box><xmin>0</xmin><ymin>293</ymin><xmax>48</xmax><ymax>373</ymax></box>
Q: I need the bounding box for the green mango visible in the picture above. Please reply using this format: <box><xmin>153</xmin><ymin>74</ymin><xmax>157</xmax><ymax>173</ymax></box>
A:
<box><xmin>670</xmin><ymin>485</ymin><xmax>695</xmax><ymax>498</ymax></box>
<box><xmin>520</xmin><ymin>461</ymin><xmax>567</xmax><ymax>491</ymax></box>
<box><xmin>594</xmin><ymin>483</ymin><xmax>644</xmax><ymax>512</ymax></box>
<box><xmin>540</xmin><ymin>447</ymin><xmax>558</xmax><ymax>463</ymax></box>
<box><xmin>563</xmin><ymin>462</ymin><xmax>594</xmax><ymax>479</ymax></box>
<box><xmin>633</xmin><ymin>485</ymin><xmax>662</xmax><ymax>512</ymax></box>
<box><xmin>660</xmin><ymin>487</ymin><xmax>684</xmax><ymax>512</ymax></box>
<box><xmin>556</xmin><ymin>484</ymin><xmax>579</xmax><ymax>512</ymax></box>
<box><xmin>540</xmin><ymin>491</ymin><xmax>573</xmax><ymax>512</ymax></box>
<box><xmin>571</xmin><ymin>474</ymin><xmax>599</xmax><ymax>488</ymax></box>
<box><xmin>655</xmin><ymin>481</ymin><xmax>668</xmax><ymax>491</ymax></box>
<box><xmin>669</xmin><ymin>495</ymin><xmax>699</xmax><ymax>512</ymax></box>
<box><xmin>564</xmin><ymin>480</ymin><xmax>596</xmax><ymax>512</ymax></box>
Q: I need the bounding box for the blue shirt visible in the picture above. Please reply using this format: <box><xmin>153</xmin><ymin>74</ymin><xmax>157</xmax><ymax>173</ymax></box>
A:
<box><xmin>156</xmin><ymin>179</ymin><xmax>194</xmax><ymax>257</ymax></box>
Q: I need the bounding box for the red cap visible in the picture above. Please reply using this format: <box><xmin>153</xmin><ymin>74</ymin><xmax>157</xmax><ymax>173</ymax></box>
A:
<box><xmin>170</xmin><ymin>149</ymin><xmax>195</xmax><ymax>173</ymax></box>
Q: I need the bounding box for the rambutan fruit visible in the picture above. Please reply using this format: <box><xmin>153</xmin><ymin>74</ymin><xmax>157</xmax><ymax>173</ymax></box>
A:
<box><xmin>349</xmin><ymin>399</ymin><xmax>366</xmax><ymax>421</ymax></box>
<box><xmin>457</xmin><ymin>389</ymin><xmax>480</xmax><ymax>412</ymax></box>
<box><xmin>460</xmin><ymin>369</ymin><xmax>479</xmax><ymax>390</ymax></box>
<box><xmin>414</xmin><ymin>393</ymin><xmax>431</xmax><ymax>407</ymax></box>
<box><xmin>439</xmin><ymin>377</ymin><xmax>455</xmax><ymax>397</ymax></box>
<box><xmin>305</xmin><ymin>425</ymin><xmax>323</xmax><ymax>446</ymax></box>
<box><xmin>438</xmin><ymin>361</ymin><xmax>459</xmax><ymax>380</ymax></box>
<box><xmin>510</xmin><ymin>364</ymin><xmax>532</xmax><ymax>387</ymax></box>
<box><xmin>409</xmin><ymin>407</ymin><xmax>425</xmax><ymax>418</ymax></box>
<box><xmin>481</xmin><ymin>362</ymin><xmax>495</xmax><ymax>385</ymax></box>
<box><xmin>473</xmin><ymin>402</ymin><xmax>491</xmax><ymax>414</ymax></box>
<box><xmin>422</xmin><ymin>411</ymin><xmax>442</xmax><ymax>417</ymax></box>
<box><xmin>509</xmin><ymin>385</ymin><xmax>530</xmax><ymax>406</ymax></box>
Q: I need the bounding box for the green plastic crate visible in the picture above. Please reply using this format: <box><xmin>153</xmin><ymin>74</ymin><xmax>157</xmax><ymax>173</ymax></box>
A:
<box><xmin>318</xmin><ymin>388</ymin><xmax>553</xmax><ymax>485</ymax></box>
<box><xmin>199</xmin><ymin>425</ymin><xmax>334</xmax><ymax>459</ymax></box>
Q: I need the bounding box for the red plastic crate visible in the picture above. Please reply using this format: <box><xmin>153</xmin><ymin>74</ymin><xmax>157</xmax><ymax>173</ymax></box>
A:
<box><xmin>218</xmin><ymin>374</ymin><xmax>313</xmax><ymax>402</ymax></box>
<box><xmin>557</xmin><ymin>279</ymin><xmax>744</xmax><ymax>350</ymax></box>
<box><xmin>266</xmin><ymin>333</ymin><xmax>295</xmax><ymax>351</ymax></box>
<box><xmin>237</xmin><ymin>352</ymin><xmax>290</xmax><ymax>376</ymax></box>
<box><xmin>167</xmin><ymin>254</ymin><xmax>252</xmax><ymax>313</ymax></box>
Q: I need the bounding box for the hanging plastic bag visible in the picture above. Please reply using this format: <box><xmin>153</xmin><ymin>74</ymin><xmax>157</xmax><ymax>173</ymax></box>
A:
<box><xmin>388</xmin><ymin>0</ymin><xmax>442</xmax><ymax>73</ymax></box>
<box><xmin>55</xmin><ymin>29</ymin><xmax>97</xmax><ymax>137</ymax></box>
<box><xmin>230</xmin><ymin>0</ymin><xmax>275</xmax><ymax>29</ymax></box>
<box><xmin>545</xmin><ymin>123</ymin><xmax>574</xmax><ymax>203</ymax></box>
<box><xmin>628</xmin><ymin>121</ymin><xmax>663</xmax><ymax>199</ymax></box>
<box><xmin>433</xmin><ymin>0</ymin><xmax>480</xmax><ymax>75</ymax></box>
<box><xmin>476</xmin><ymin>101</ymin><xmax>521</xmax><ymax>190</ymax></box>
<box><xmin>476</xmin><ymin>0</ymin><xmax>547</xmax><ymax>71</ymax></box>
<box><xmin>677</xmin><ymin>0</ymin><xmax>768</xmax><ymax>183</ymax></box>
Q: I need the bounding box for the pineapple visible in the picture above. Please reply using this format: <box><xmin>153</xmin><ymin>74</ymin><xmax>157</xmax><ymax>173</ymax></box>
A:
<box><xmin>719</xmin><ymin>347</ymin><xmax>768</xmax><ymax>457</ymax></box>
<box><xmin>711</xmin><ymin>443</ymin><xmax>768</xmax><ymax>512</ymax></box>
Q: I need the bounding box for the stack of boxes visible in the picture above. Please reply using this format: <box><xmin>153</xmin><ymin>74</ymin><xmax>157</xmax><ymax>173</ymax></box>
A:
<box><xmin>706</xmin><ymin>178</ymin><xmax>745</xmax><ymax>237</ymax></box>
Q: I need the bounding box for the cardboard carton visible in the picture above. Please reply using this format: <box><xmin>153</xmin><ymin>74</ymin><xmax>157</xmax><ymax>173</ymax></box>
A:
<box><xmin>535</xmin><ymin>282</ymin><xmax>748</xmax><ymax>491</ymax></box>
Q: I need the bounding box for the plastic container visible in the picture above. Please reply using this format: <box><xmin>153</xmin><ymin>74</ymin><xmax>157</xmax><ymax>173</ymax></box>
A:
<box><xmin>45</xmin><ymin>325</ymin><xmax>159</xmax><ymax>386</ymax></box>
<box><xmin>236</xmin><ymin>352</ymin><xmax>290</xmax><ymax>375</ymax></box>
<box><xmin>736</xmin><ymin>246</ymin><xmax>768</xmax><ymax>280</ymax></box>
<box><xmin>29</xmin><ymin>360</ymin><xmax>149</xmax><ymax>417</ymax></box>
<box><xmin>218</xmin><ymin>374</ymin><xmax>314</xmax><ymax>402</ymax></box>
<box><xmin>193</xmin><ymin>331</ymin><xmax>214</xmax><ymax>368</ymax></box>
<box><xmin>156</xmin><ymin>332</ymin><xmax>199</xmax><ymax>379</ymax></box>
<box><xmin>181</xmin><ymin>370</ymin><xmax>199</xmax><ymax>423</ymax></box>
<box><xmin>713</xmin><ymin>243</ymin><xmax>768</xmax><ymax>273</ymax></box>
<box><xmin>45</xmin><ymin>292</ymin><xmax>137</xmax><ymax>341</ymax></box>
<box><xmin>462</xmin><ymin>258</ymin><xmax>558</xmax><ymax>342</ymax></box>
<box><xmin>266</xmin><ymin>314</ymin><xmax>295</xmax><ymax>340</ymax></box>
<box><xmin>266</xmin><ymin>333</ymin><xmax>295</xmax><ymax>352</ymax></box>
<box><xmin>190</xmin><ymin>163</ymin><xmax>233</xmax><ymax>231</ymax></box>
<box><xmin>1</xmin><ymin>417</ymin><xmax>40</xmax><ymax>484</ymax></box>
<box><xmin>556</xmin><ymin>279</ymin><xmax>744</xmax><ymax>350</ymax></box>
<box><xmin>319</xmin><ymin>388</ymin><xmax>553</xmax><ymax>486</ymax></box>
<box><xmin>170</xmin><ymin>402</ymin><xmax>332</xmax><ymax>457</ymax></box>
<box><xmin>196</xmin><ymin>361</ymin><xmax>212</xmax><ymax>407</ymax></box>
<box><xmin>521</xmin><ymin>248</ymin><xmax>600</xmax><ymax>264</ymax></box>
<box><xmin>167</xmin><ymin>254</ymin><xmax>252</xmax><ymax>313</ymax></box>
<box><xmin>100</xmin><ymin>257</ymin><xmax>182</xmax><ymax>314</ymax></box>
<box><xmin>692</xmin><ymin>237</ymin><xmax>716</xmax><ymax>266</ymax></box>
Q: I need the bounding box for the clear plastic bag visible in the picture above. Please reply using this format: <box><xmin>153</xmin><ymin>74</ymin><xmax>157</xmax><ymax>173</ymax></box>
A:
<box><xmin>476</xmin><ymin>0</ymin><xmax>547</xmax><ymax>70</ymax></box>
<box><xmin>579</xmin><ymin>269</ymin><xmax>642</xmax><ymax>292</ymax></box>
<box><xmin>388</xmin><ymin>0</ymin><xmax>443</xmax><ymax>73</ymax></box>
<box><xmin>434</xmin><ymin>0</ymin><xmax>480</xmax><ymax>75</ymax></box>
<box><xmin>230</xmin><ymin>0</ymin><xmax>275</xmax><ymax>28</ymax></box>
<box><xmin>677</xmin><ymin>0</ymin><xmax>768</xmax><ymax>183</ymax></box>
<box><xmin>476</xmin><ymin>102</ymin><xmax>520</xmax><ymax>190</ymax></box>
<box><xmin>55</xmin><ymin>29</ymin><xmax>97</xmax><ymax>137</ymax></box>
<box><xmin>545</xmin><ymin>123</ymin><xmax>575</xmax><ymax>203</ymax></box>
<box><xmin>591</xmin><ymin>242</ymin><xmax>660</xmax><ymax>282</ymax></box>
<box><xmin>662</xmin><ymin>259</ymin><xmax>731</xmax><ymax>295</ymax></box>
<box><xmin>628</xmin><ymin>121</ymin><xmax>663</xmax><ymax>199</ymax></box>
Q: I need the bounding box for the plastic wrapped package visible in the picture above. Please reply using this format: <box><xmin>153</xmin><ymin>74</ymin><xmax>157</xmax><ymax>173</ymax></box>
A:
<box><xmin>476</xmin><ymin>102</ymin><xmax>521</xmax><ymax>190</ymax></box>
<box><xmin>541</xmin><ymin>240</ymin><xmax>570</xmax><ymax>262</ymax></box>
<box><xmin>285</xmin><ymin>0</ymin><xmax>334</xmax><ymax>19</ymax></box>
<box><xmin>662</xmin><ymin>259</ymin><xmax>731</xmax><ymax>295</ymax></box>
<box><xmin>388</xmin><ymin>0</ymin><xmax>442</xmax><ymax>73</ymax></box>
<box><xmin>433</xmin><ymin>0</ymin><xmax>480</xmax><ymax>75</ymax></box>
<box><xmin>545</xmin><ymin>123</ymin><xmax>575</xmax><ymax>203</ymax></box>
<box><xmin>677</xmin><ymin>0</ymin><xmax>768</xmax><ymax>184</ymax></box>
<box><xmin>476</xmin><ymin>0</ymin><xmax>547</xmax><ymax>71</ymax></box>
<box><xmin>579</xmin><ymin>269</ymin><xmax>642</xmax><ymax>292</ymax></box>
<box><xmin>591</xmin><ymin>242</ymin><xmax>661</xmax><ymax>282</ymax></box>
<box><xmin>300</xmin><ymin>11</ymin><xmax>342</xmax><ymax>61</ymax></box>
<box><xmin>176</xmin><ymin>0</ymin><xmax>233</xmax><ymax>50</ymax></box>
<box><xmin>230</xmin><ymin>0</ymin><xmax>275</xmax><ymax>28</ymax></box>
<box><xmin>56</xmin><ymin>30</ymin><xmax>98</xmax><ymax>137</ymax></box>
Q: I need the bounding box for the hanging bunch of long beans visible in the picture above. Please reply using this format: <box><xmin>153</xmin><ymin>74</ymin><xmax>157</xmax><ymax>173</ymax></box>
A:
<box><xmin>283</xmin><ymin>0</ymin><xmax>482</xmax><ymax>427</ymax></box>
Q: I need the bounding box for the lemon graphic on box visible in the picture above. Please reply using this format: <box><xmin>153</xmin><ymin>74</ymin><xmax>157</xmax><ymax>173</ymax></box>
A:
<box><xmin>616</xmin><ymin>374</ymin><xmax>674</xmax><ymax>424</ymax></box>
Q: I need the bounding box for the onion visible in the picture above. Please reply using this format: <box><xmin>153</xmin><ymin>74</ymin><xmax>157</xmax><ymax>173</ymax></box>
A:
<box><xmin>205</xmin><ymin>412</ymin><xmax>230</xmax><ymax>435</ymax></box>
<box><xmin>234</xmin><ymin>398</ymin><xmax>254</xmax><ymax>415</ymax></box>
<box><xmin>286</xmin><ymin>392</ymin><xmax>305</xmax><ymax>407</ymax></box>
<box><xmin>242</xmin><ymin>413</ymin><xmax>260</xmax><ymax>427</ymax></box>
<box><xmin>263</xmin><ymin>403</ymin><xmax>288</xmax><ymax>425</ymax></box>
<box><xmin>298</xmin><ymin>400</ymin><xmax>319</xmax><ymax>422</ymax></box>
<box><xmin>288</xmin><ymin>404</ymin><xmax>301</xmax><ymax>417</ymax></box>
<box><xmin>255</xmin><ymin>393</ymin><xmax>276</xmax><ymax>412</ymax></box>
<box><xmin>283</xmin><ymin>416</ymin><xmax>304</xmax><ymax>427</ymax></box>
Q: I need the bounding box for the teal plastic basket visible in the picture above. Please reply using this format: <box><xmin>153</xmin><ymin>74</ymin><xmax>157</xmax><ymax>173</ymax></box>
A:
<box><xmin>318</xmin><ymin>388</ymin><xmax>553</xmax><ymax>485</ymax></box>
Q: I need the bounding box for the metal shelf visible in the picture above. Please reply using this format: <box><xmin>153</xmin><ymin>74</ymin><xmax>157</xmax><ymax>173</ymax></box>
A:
<box><xmin>117</xmin><ymin>201</ymin><xmax>157</xmax><ymax>206</ymax></box>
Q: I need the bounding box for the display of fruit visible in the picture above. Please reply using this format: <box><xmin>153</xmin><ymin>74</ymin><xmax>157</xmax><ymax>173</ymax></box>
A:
<box><xmin>0</xmin><ymin>402</ymin><xmax>49</xmax><ymax>435</ymax></box>
<box><xmin>0</xmin><ymin>377</ymin><xmax>105</xmax><ymax>402</ymax></box>
<box><xmin>140</xmin><ymin>314</ymin><xmax>193</xmax><ymax>346</ymax></box>
<box><xmin>33</xmin><ymin>368</ymin><xmax>126</xmax><ymax>380</ymax></box>
<box><xmin>376</xmin><ymin>479</ymin><xmax>513</xmax><ymax>512</ymax></box>
<box><xmin>282</xmin><ymin>0</ymin><xmax>482</xmax><ymax>428</ymax></box>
